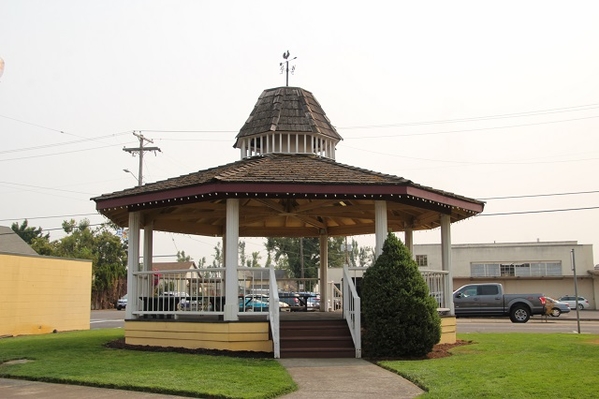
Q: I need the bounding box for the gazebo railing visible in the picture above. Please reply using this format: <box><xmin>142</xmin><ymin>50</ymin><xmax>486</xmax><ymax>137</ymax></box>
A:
<box><xmin>132</xmin><ymin>268</ymin><xmax>226</xmax><ymax>317</ymax></box>
<box><xmin>345</xmin><ymin>267</ymin><xmax>449</xmax><ymax>312</ymax></box>
<box><xmin>130</xmin><ymin>267</ymin><xmax>450</xmax><ymax>317</ymax></box>
<box><xmin>420</xmin><ymin>270</ymin><xmax>450</xmax><ymax>312</ymax></box>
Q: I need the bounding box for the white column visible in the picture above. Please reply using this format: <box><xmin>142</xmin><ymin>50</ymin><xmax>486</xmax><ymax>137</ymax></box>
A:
<box><xmin>319</xmin><ymin>234</ymin><xmax>328</xmax><ymax>312</ymax></box>
<box><xmin>224</xmin><ymin>198</ymin><xmax>240</xmax><ymax>321</ymax></box>
<box><xmin>141</xmin><ymin>221</ymin><xmax>153</xmax><ymax>301</ymax></box>
<box><xmin>405</xmin><ymin>228</ymin><xmax>414</xmax><ymax>257</ymax></box>
<box><xmin>126</xmin><ymin>211</ymin><xmax>140</xmax><ymax>320</ymax></box>
<box><xmin>440</xmin><ymin>214</ymin><xmax>455</xmax><ymax>315</ymax></box>
<box><xmin>374</xmin><ymin>200</ymin><xmax>387</xmax><ymax>258</ymax></box>
<box><xmin>143</xmin><ymin>222</ymin><xmax>153</xmax><ymax>272</ymax></box>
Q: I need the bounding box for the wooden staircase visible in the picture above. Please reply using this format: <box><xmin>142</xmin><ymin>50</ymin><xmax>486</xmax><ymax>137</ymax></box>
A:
<box><xmin>278</xmin><ymin>318</ymin><xmax>355</xmax><ymax>358</ymax></box>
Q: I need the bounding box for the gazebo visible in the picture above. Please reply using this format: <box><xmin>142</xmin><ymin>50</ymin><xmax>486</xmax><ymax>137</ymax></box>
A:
<box><xmin>93</xmin><ymin>86</ymin><xmax>484</xmax><ymax>357</ymax></box>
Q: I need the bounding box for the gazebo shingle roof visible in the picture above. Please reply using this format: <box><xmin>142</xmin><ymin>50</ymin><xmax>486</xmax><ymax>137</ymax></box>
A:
<box><xmin>92</xmin><ymin>153</ymin><xmax>484</xmax><ymax>237</ymax></box>
<box><xmin>234</xmin><ymin>87</ymin><xmax>342</xmax><ymax>146</ymax></box>
<box><xmin>93</xmin><ymin>153</ymin><xmax>468</xmax><ymax>200</ymax></box>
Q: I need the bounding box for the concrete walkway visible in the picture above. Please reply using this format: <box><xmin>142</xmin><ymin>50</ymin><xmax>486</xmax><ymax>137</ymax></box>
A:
<box><xmin>0</xmin><ymin>358</ymin><xmax>423</xmax><ymax>399</ymax></box>
<box><xmin>277</xmin><ymin>358</ymin><xmax>423</xmax><ymax>399</ymax></box>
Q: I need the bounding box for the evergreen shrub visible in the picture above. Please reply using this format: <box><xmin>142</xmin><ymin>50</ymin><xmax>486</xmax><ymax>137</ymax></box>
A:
<box><xmin>361</xmin><ymin>232</ymin><xmax>441</xmax><ymax>357</ymax></box>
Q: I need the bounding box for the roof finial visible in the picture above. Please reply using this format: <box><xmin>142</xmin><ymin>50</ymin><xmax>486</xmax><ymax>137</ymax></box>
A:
<box><xmin>279</xmin><ymin>50</ymin><xmax>297</xmax><ymax>86</ymax></box>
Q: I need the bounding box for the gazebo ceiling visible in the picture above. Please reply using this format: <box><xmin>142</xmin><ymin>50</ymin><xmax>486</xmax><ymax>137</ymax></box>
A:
<box><xmin>92</xmin><ymin>153</ymin><xmax>484</xmax><ymax>237</ymax></box>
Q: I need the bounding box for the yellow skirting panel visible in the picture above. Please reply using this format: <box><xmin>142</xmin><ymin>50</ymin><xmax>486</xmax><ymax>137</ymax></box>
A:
<box><xmin>125</xmin><ymin>320</ymin><xmax>273</xmax><ymax>353</ymax></box>
<box><xmin>439</xmin><ymin>317</ymin><xmax>457</xmax><ymax>344</ymax></box>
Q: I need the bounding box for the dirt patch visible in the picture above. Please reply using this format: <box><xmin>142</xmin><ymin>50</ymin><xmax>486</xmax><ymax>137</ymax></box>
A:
<box><xmin>425</xmin><ymin>340</ymin><xmax>472</xmax><ymax>359</ymax></box>
<box><xmin>2</xmin><ymin>359</ymin><xmax>33</xmax><ymax>365</ymax></box>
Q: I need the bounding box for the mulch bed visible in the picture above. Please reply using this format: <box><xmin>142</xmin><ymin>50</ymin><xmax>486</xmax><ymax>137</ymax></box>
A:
<box><xmin>104</xmin><ymin>338</ymin><xmax>471</xmax><ymax>360</ymax></box>
<box><xmin>104</xmin><ymin>338</ymin><xmax>272</xmax><ymax>358</ymax></box>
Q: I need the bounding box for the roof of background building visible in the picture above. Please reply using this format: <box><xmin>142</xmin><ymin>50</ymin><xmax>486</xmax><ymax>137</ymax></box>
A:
<box><xmin>0</xmin><ymin>226</ymin><xmax>39</xmax><ymax>256</ymax></box>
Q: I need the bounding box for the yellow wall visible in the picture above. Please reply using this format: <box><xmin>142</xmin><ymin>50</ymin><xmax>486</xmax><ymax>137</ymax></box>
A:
<box><xmin>125</xmin><ymin>320</ymin><xmax>273</xmax><ymax>352</ymax></box>
<box><xmin>440</xmin><ymin>317</ymin><xmax>457</xmax><ymax>344</ymax></box>
<box><xmin>0</xmin><ymin>253</ymin><xmax>92</xmax><ymax>336</ymax></box>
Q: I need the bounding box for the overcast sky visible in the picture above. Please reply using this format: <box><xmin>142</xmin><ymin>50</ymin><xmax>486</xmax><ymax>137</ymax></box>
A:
<box><xmin>1</xmin><ymin>1</ymin><xmax>598</xmax><ymax>265</ymax></box>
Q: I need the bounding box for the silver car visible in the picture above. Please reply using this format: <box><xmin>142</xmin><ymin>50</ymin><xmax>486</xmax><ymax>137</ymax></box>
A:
<box><xmin>116</xmin><ymin>295</ymin><xmax>127</xmax><ymax>310</ymax></box>
<box><xmin>558</xmin><ymin>295</ymin><xmax>590</xmax><ymax>310</ymax></box>
<box><xmin>545</xmin><ymin>297</ymin><xmax>570</xmax><ymax>317</ymax></box>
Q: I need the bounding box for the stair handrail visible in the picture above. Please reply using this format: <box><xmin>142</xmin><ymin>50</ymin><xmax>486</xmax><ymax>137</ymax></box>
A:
<box><xmin>342</xmin><ymin>265</ymin><xmax>361</xmax><ymax>358</ymax></box>
<box><xmin>269</xmin><ymin>265</ymin><xmax>280</xmax><ymax>359</ymax></box>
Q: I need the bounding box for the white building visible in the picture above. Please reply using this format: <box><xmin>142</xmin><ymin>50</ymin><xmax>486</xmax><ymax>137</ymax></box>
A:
<box><xmin>414</xmin><ymin>241</ymin><xmax>597</xmax><ymax>309</ymax></box>
<box><xmin>327</xmin><ymin>240</ymin><xmax>597</xmax><ymax>310</ymax></box>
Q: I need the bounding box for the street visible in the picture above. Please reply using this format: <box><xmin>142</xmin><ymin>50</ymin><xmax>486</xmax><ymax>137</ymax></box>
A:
<box><xmin>90</xmin><ymin>310</ymin><xmax>125</xmax><ymax>329</ymax></box>
<box><xmin>457</xmin><ymin>317</ymin><xmax>599</xmax><ymax>334</ymax></box>
<box><xmin>91</xmin><ymin>309</ymin><xmax>599</xmax><ymax>334</ymax></box>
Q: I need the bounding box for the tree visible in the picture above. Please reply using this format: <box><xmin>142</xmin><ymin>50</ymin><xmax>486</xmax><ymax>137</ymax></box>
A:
<box><xmin>211</xmin><ymin>242</ymin><xmax>223</xmax><ymax>267</ymax></box>
<box><xmin>361</xmin><ymin>232</ymin><xmax>441</xmax><ymax>358</ymax></box>
<box><xmin>238</xmin><ymin>241</ymin><xmax>247</xmax><ymax>267</ymax></box>
<box><xmin>177</xmin><ymin>250</ymin><xmax>192</xmax><ymax>262</ymax></box>
<box><xmin>196</xmin><ymin>256</ymin><xmax>207</xmax><ymax>268</ymax></box>
<box><xmin>11</xmin><ymin>219</ymin><xmax>49</xmax><ymax>244</ymax></box>
<box><xmin>358</xmin><ymin>245</ymin><xmax>374</xmax><ymax>267</ymax></box>
<box><xmin>248</xmin><ymin>251</ymin><xmax>262</xmax><ymax>267</ymax></box>
<box><xmin>265</xmin><ymin>236</ymin><xmax>345</xmax><ymax>291</ymax></box>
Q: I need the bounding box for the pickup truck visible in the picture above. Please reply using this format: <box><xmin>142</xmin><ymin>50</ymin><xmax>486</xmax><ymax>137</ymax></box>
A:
<box><xmin>453</xmin><ymin>283</ymin><xmax>546</xmax><ymax>323</ymax></box>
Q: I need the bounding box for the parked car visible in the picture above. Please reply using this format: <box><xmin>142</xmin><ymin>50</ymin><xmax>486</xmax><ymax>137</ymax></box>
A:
<box><xmin>239</xmin><ymin>295</ymin><xmax>290</xmax><ymax>312</ymax></box>
<box><xmin>304</xmin><ymin>293</ymin><xmax>320</xmax><ymax>311</ymax></box>
<box><xmin>116</xmin><ymin>295</ymin><xmax>127</xmax><ymax>310</ymax></box>
<box><xmin>179</xmin><ymin>297</ymin><xmax>212</xmax><ymax>311</ymax></box>
<box><xmin>239</xmin><ymin>295</ymin><xmax>269</xmax><ymax>312</ymax></box>
<box><xmin>278</xmin><ymin>292</ymin><xmax>304</xmax><ymax>311</ymax></box>
<box><xmin>558</xmin><ymin>295</ymin><xmax>590</xmax><ymax>310</ymax></box>
<box><xmin>544</xmin><ymin>297</ymin><xmax>570</xmax><ymax>317</ymax></box>
<box><xmin>453</xmin><ymin>283</ymin><xmax>546</xmax><ymax>323</ymax></box>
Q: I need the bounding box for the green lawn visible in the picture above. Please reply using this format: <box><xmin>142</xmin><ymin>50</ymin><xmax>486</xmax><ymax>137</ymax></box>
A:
<box><xmin>2</xmin><ymin>330</ymin><xmax>598</xmax><ymax>399</ymax></box>
<box><xmin>0</xmin><ymin>329</ymin><xmax>296</xmax><ymax>399</ymax></box>
<box><xmin>380</xmin><ymin>333</ymin><xmax>599</xmax><ymax>399</ymax></box>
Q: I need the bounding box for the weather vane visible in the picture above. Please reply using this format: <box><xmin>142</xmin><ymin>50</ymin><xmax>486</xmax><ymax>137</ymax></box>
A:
<box><xmin>280</xmin><ymin>50</ymin><xmax>297</xmax><ymax>86</ymax></box>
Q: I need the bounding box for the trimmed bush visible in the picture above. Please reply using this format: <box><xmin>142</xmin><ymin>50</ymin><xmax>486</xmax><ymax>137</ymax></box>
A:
<box><xmin>361</xmin><ymin>232</ymin><xmax>441</xmax><ymax>358</ymax></box>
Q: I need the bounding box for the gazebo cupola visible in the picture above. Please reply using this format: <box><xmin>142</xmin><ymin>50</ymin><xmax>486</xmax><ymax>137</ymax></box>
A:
<box><xmin>234</xmin><ymin>87</ymin><xmax>343</xmax><ymax>160</ymax></box>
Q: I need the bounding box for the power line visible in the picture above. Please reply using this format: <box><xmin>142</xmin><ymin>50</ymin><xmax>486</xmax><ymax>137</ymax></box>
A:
<box><xmin>339</xmin><ymin>143</ymin><xmax>599</xmax><ymax>166</ymax></box>
<box><xmin>479</xmin><ymin>190</ymin><xmax>599</xmax><ymax>201</ymax></box>
<box><xmin>0</xmin><ymin>213</ymin><xmax>99</xmax><ymax>222</ymax></box>
<box><xmin>0</xmin><ymin>131</ymin><xmax>132</xmax><ymax>155</ymax></box>
<box><xmin>141</xmin><ymin>129</ymin><xmax>237</xmax><ymax>133</ymax></box>
<box><xmin>479</xmin><ymin>206</ymin><xmax>599</xmax><ymax>217</ymax></box>
<box><xmin>337</xmin><ymin>103</ymin><xmax>599</xmax><ymax>130</ymax></box>
<box><xmin>342</xmin><ymin>115</ymin><xmax>599</xmax><ymax>139</ymax></box>
<box><xmin>0</xmin><ymin>143</ymin><xmax>126</xmax><ymax>162</ymax></box>
<box><xmin>0</xmin><ymin>181</ymin><xmax>96</xmax><ymax>195</ymax></box>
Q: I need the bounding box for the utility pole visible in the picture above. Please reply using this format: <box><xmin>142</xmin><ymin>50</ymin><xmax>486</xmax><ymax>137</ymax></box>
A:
<box><xmin>571</xmin><ymin>249</ymin><xmax>581</xmax><ymax>334</ymax></box>
<box><xmin>123</xmin><ymin>131</ymin><xmax>161</xmax><ymax>187</ymax></box>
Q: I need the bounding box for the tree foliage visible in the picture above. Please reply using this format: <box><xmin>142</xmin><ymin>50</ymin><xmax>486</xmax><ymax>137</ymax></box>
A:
<box><xmin>211</xmin><ymin>242</ymin><xmax>223</xmax><ymax>267</ymax></box>
<box><xmin>11</xmin><ymin>219</ymin><xmax>49</xmax><ymax>244</ymax></box>
<box><xmin>177</xmin><ymin>250</ymin><xmax>192</xmax><ymax>262</ymax></box>
<box><xmin>265</xmin><ymin>236</ymin><xmax>346</xmax><ymax>277</ymax></box>
<box><xmin>361</xmin><ymin>232</ymin><xmax>441</xmax><ymax>358</ymax></box>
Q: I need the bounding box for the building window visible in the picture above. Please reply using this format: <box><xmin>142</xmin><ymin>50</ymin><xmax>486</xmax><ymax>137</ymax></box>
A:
<box><xmin>415</xmin><ymin>255</ymin><xmax>428</xmax><ymax>267</ymax></box>
<box><xmin>471</xmin><ymin>261</ymin><xmax>561</xmax><ymax>277</ymax></box>
<box><xmin>471</xmin><ymin>263</ymin><xmax>500</xmax><ymax>277</ymax></box>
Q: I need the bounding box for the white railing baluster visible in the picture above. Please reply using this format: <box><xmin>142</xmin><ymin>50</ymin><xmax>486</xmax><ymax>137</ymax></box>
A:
<box><xmin>343</xmin><ymin>266</ymin><xmax>361</xmax><ymax>358</ymax></box>
<box><xmin>268</xmin><ymin>266</ymin><xmax>280</xmax><ymax>358</ymax></box>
